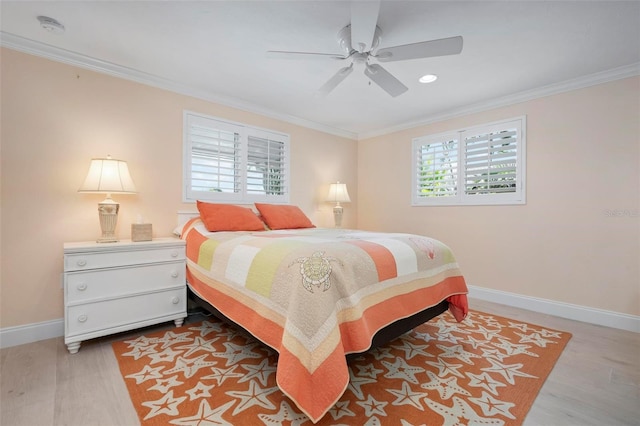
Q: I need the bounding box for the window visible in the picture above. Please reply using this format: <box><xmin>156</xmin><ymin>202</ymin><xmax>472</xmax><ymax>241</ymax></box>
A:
<box><xmin>184</xmin><ymin>111</ymin><xmax>289</xmax><ymax>203</ymax></box>
<box><xmin>412</xmin><ymin>116</ymin><xmax>526</xmax><ymax>206</ymax></box>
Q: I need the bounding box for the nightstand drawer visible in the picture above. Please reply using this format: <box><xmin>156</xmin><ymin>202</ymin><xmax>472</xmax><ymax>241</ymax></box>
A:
<box><xmin>66</xmin><ymin>288</ymin><xmax>186</xmax><ymax>337</ymax></box>
<box><xmin>65</xmin><ymin>246</ymin><xmax>185</xmax><ymax>272</ymax></box>
<box><xmin>66</xmin><ymin>262</ymin><xmax>185</xmax><ymax>303</ymax></box>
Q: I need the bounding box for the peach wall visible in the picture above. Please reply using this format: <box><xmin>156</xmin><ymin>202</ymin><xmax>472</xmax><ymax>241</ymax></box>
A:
<box><xmin>0</xmin><ymin>48</ymin><xmax>357</xmax><ymax>328</ymax></box>
<box><xmin>358</xmin><ymin>76</ymin><xmax>640</xmax><ymax>317</ymax></box>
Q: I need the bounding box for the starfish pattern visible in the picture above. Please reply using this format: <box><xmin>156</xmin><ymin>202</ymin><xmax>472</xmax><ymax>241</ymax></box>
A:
<box><xmin>391</xmin><ymin>341</ymin><xmax>434</xmax><ymax>360</ymax></box>
<box><xmin>425</xmin><ymin>357</ymin><xmax>465</xmax><ymax>378</ymax></box>
<box><xmin>364</xmin><ymin>416</ymin><xmax>383</xmax><ymax>426</ymax></box>
<box><xmin>201</xmin><ymin>365</ymin><xmax>244</xmax><ymax>385</ymax></box>
<box><xmin>469</xmin><ymin>391</ymin><xmax>516</xmax><ymax>419</ymax></box>
<box><xmin>424</xmin><ymin>396</ymin><xmax>505</xmax><ymax>426</ymax></box>
<box><xmin>436</xmin><ymin>331</ymin><xmax>464</xmax><ymax>344</ymax></box>
<box><xmin>148</xmin><ymin>347</ymin><xmax>184</xmax><ymax>365</ymax></box>
<box><xmin>369</xmin><ymin>346</ymin><xmax>395</xmax><ymax>360</ymax></box>
<box><xmin>225</xmin><ymin>380</ymin><xmax>279</xmax><ymax>415</ymax></box>
<box><xmin>481</xmin><ymin>358</ymin><xmax>538</xmax><ymax>385</ymax></box>
<box><xmin>184</xmin><ymin>381</ymin><xmax>214</xmax><ymax>401</ymax></box>
<box><xmin>465</xmin><ymin>371</ymin><xmax>507</xmax><ymax>395</ymax></box>
<box><xmin>156</xmin><ymin>331</ymin><xmax>194</xmax><ymax>349</ymax></box>
<box><xmin>356</xmin><ymin>394</ymin><xmax>388</xmax><ymax>417</ymax></box>
<box><xmin>539</xmin><ymin>328</ymin><xmax>563</xmax><ymax>339</ymax></box>
<box><xmin>347</xmin><ymin>369</ymin><xmax>377</xmax><ymax>399</ymax></box>
<box><xmin>188</xmin><ymin>320</ymin><xmax>225</xmax><ymax>338</ymax></box>
<box><xmin>114</xmin><ymin>311</ymin><xmax>569</xmax><ymax>425</ymax></box>
<box><xmin>507</xmin><ymin>321</ymin><xmax>533</xmax><ymax>333</ymax></box>
<box><xmin>141</xmin><ymin>390</ymin><xmax>187</xmax><ymax>420</ymax></box>
<box><xmin>433</xmin><ymin>318</ymin><xmax>471</xmax><ymax>336</ymax></box>
<box><xmin>471</xmin><ymin>324</ymin><xmax>503</xmax><ymax>341</ymax></box>
<box><xmin>473</xmin><ymin>314</ymin><xmax>502</xmax><ymax>329</ymax></box>
<box><xmin>214</xmin><ymin>341</ymin><xmax>262</xmax><ymax>366</ymax></box>
<box><xmin>177</xmin><ymin>335</ymin><xmax>221</xmax><ymax>357</ymax></box>
<box><xmin>257</xmin><ymin>400</ymin><xmax>308</xmax><ymax>426</ymax></box>
<box><xmin>168</xmin><ymin>399</ymin><xmax>235</xmax><ymax>426</ymax></box>
<box><xmin>462</xmin><ymin>335</ymin><xmax>491</xmax><ymax>350</ymax></box>
<box><xmin>121</xmin><ymin>343</ymin><xmax>158</xmax><ymax>360</ymax></box>
<box><xmin>493</xmin><ymin>338</ymin><xmax>538</xmax><ymax>358</ymax></box>
<box><xmin>480</xmin><ymin>347</ymin><xmax>510</xmax><ymax>362</ymax></box>
<box><xmin>514</xmin><ymin>331</ymin><xmax>557</xmax><ymax>347</ymax></box>
<box><xmin>387</xmin><ymin>381</ymin><xmax>427</xmax><ymax>410</ymax></box>
<box><xmin>421</xmin><ymin>371</ymin><xmax>471</xmax><ymax>399</ymax></box>
<box><xmin>355</xmin><ymin>363</ymin><xmax>384</xmax><ymax>379</ymax></box>
<box><xmin>126</xmin><ymin>364</ymin><xmax>165</xmax><ymax>384</ymax></box>
<box><xmin>436</xmin><ymin>344</ymin><xmax>482</xmax><ymax>365</ymax></box>
<box><xmin>328</xmin><ymin>400</ymin><xmax>356</xmax><ymax>420</ymax></box>
<box><xmin>163</xmin><ymin>354</ymin><xmax>218</xmax><ymax>379</ymax></box>
<box><xmin>238</xmin><ymin>358</ymin><xmax>276</xmax><ymax>386</ymax></box>
<box><xmin>412</xmin><ymin>330</ymin><xmax>437</xmax><ymax>343</ymax></box>
<box><xmin>123</xmin><ymin>335</ymin><xmax>158</xmax><ymax>348</ymax></box>
<box><xmin>148</xmin><ymin>375</ymin><xmax>184</xmax><ymax>393</ymax></box>
<box><xmin>381</xmin><ymin>356</ymin><xmax>424</xmax><ymax>384</ymax></box>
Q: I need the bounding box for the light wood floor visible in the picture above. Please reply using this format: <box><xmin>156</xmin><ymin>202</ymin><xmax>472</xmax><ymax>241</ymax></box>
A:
<box><xmin>1</xmin><ymin>298</ymin><xmax>638</xmax><ymax>425</ymax></box>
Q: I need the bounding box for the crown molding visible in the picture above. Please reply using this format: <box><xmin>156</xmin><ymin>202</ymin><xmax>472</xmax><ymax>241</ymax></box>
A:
<box><xmin>2</xmin><ymin>32</ymin><xmax>637</xmax><ymax>142</ymax></box>
<box><xmin>358</xmin><ymin>62</ymin><xmax>640</xmax><ymax>140</ymax></box>
<box><xmin>0</xmin><ymin>32</ymin><xmax>358</xmax><ymax>141</ymax></box>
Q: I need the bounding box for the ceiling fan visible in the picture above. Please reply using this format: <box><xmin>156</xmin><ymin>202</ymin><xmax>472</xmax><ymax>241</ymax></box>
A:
<box><xmin>267</xmin><ymin>1</ymin><xmax>463</xmax><ymax>97</ymax></box>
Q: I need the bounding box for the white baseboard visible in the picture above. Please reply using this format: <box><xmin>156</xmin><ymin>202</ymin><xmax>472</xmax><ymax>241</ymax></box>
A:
<box><xmin>468</xmin><ymin>285</ymin><xmax>639</xmax><ymax>333</ymax></box>
<box><xmin>0</xmin><ymin>318</ymin><xmax>64</xmax><ymax>349</ymax></box>
<box><xmin>1</xmin><ymin>287</ymin><xmax>637</xmax><ymax>349</ymax></box>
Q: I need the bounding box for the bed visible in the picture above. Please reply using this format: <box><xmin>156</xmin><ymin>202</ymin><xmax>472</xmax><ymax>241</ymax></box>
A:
<box><xmin>178</xmin><ymin>203</ymin><xmax>469</xmax><ymax>423</ymax></box>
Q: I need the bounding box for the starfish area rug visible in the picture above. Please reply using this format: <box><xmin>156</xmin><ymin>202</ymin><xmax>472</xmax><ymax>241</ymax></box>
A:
<box><xmin>112</xmin><ymin>310</ymin><xmax>571</xmax><ymax>425</ymax></box>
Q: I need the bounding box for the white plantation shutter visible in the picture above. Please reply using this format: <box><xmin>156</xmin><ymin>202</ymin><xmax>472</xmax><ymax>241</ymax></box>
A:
<box><xmin>184</xmin><ymin>112</ymin><xmax>290</xmax><ymax>203</ymax></box>
<box><xmin>246</xmin><ymin>130</ymin><xmax>288</xmax><ymax>202</ymax></box>
<box><xmin>412</xmin><ymin>133</ymin><xmax>458</xmax><ymax>204</ymax></box>
<box><xmin>412</xmin><ymin>116</ymin><xmax>525</xmax><ymax>206</ymax></box>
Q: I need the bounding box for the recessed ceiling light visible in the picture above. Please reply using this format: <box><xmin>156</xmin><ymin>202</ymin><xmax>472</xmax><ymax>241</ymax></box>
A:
<box><xmin>37</xmin><ymin>16</ymin><xmax>65</xmax><ymax>34</ymax></box>
<box><xmin>419</xmin><ymin>74</ymin><xmax>438</xmax><ymax>84</ymax></box>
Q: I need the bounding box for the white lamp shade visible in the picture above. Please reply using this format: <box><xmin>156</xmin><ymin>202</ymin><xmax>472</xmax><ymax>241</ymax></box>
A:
<box><xmin>78</xmin><ymin>156</ymin><xmax>137</xmax><ymax>194</ymax></box>
<box><xmin>326</xmin><ymin>182</ymin><xmax>350</xmax><ymax>203</ymax></box>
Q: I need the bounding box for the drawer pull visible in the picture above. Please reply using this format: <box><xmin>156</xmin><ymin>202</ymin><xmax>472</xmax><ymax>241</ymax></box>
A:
<box><xmin>76</xmin><ymin>259</ymin><xmax>87</xmax><ymax>267</ymax></box>
<box><xmin>172</xmin><ymin>297</ymin><xmax>180</xmax><ymax>304</ymax></box>
<box><xmin>77</xmin><ymin>283</ymin><xmax>88</xmax><ymax>291</ymax></box>
<box><xmin>171</xmin><ymin>271</ymin><xmax>179</xmax><ymax>278</ymax></box>
<box><xmin>77</xmin><ymin>314</ymin><xmax>88</xmax><ymax>323</ymax></box>
<box><xmin>170</xmin><ymin>250</ymin><xmax>179</xmax><ymax>258</ymax></box>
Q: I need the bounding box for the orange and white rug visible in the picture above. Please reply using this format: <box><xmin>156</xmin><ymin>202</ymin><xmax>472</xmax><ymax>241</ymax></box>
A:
<box><xmin>112</xmin><ymin>310</ymin><xmax>571</xmax><ymax>425</ymax></box>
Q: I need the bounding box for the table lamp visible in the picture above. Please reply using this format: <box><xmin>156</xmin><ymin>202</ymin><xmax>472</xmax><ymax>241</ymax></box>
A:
<box><xmin>326</xmin><ymin>181</ymin><xmax>350</xmax><ymax>228</ymax></box>
<box><xmin>78</xmin><ymin>155</ymin><xmax>137</xmax><ymax>242</ymax></box>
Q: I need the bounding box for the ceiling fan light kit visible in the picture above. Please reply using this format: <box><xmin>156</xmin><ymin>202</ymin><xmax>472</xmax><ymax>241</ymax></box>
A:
<box><xmin>267</xmin><ymin>1</ymin><xmax>463</xmax><ymax>97</ymax></box>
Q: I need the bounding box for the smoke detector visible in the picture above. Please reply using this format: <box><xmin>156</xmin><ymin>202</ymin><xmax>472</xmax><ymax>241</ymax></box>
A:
<box><xmin>37</xmin><ymin>16</ymin><xmax>65</xmax><ymax>34</ymax></box>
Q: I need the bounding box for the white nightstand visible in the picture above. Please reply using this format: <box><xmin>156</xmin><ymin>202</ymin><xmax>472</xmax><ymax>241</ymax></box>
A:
<box><xmin>63</xmin><ymin>237</ymin><xmax>187</xmax><ymax>354</ymax></box>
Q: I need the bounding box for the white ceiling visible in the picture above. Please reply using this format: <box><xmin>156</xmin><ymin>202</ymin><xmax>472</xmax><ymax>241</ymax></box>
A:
<box><xmin>1</xmin><ymin>1</ymin><xmax>639</xmax><ymax>139</ymax></box>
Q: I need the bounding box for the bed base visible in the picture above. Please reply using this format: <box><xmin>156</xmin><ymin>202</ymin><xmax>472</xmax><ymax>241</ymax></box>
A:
<box><xmin>186</xmin><ymin>286</ymin><xmax>449</xmax><ymax>360</ymax></box>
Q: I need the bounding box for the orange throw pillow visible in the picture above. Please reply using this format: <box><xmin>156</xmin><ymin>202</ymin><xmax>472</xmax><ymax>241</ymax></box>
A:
<box><xmin>196</xmin><ymin>201</ymin><xmax>266</xmax><ymax>232</ymax></box>
<box><xmin>254</xmin><ymin>203</ymin><xmax>315</xmax><ymax>230</ymax></box>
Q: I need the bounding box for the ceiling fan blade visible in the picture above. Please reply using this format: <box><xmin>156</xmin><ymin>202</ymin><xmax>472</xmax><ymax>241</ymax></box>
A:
<box><xmin>350</xmin><ymin>0</ymin><xmax>381</xmax><ymax>53</ymax></box>
<box><xmin>364</xmin><ymin>63</ymin><xmax>408</xmax><ymax>97</ymax></box>
<box><xmin>266</xmin><ymin>50</ymin><xmax>348</xmax><ymax>60</ymax></box>
<box><xmin>318</xmin><ymin>65</ymin><xmax>354</xmax><ymax>96</ymax></box>
<box><xmin>376</xmin><ymin>36</ymin><xmax>463</xmax><ymax>62</ymax></box>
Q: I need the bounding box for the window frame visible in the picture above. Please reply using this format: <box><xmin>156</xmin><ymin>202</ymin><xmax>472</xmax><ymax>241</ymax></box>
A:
<box><xmin>412</xmin><ymin>116</ymin><xmax>526</xmax><ymax>206</ymax></box>
<box><xmin>183</xmin><ymin>111</ymin><xmax>290</xmax><ymax>204</ymax></box>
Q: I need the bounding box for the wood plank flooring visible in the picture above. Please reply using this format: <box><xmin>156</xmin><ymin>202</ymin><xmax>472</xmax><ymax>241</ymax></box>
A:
<box><xmin>1</xmin><ymin>298</ymin><xmax>638</xmax><ymax>425</ymax></box>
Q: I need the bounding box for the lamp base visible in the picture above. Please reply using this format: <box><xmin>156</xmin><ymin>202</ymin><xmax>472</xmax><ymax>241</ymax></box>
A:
<box><xmin>333</xmin><ymin>204</ymin><xmax>344</xmax><ymax>228</ymax></box>
<box><xmin>97</xmin><ymin>198</ymin><xmax>119</xmax><ymax>243</ymax></box>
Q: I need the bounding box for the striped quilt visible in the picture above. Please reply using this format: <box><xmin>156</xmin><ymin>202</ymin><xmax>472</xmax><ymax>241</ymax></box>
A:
<box><xmin>181</xmin><ymin>218</ymin><xmax>469</xmax><ymax>422</ymax></box>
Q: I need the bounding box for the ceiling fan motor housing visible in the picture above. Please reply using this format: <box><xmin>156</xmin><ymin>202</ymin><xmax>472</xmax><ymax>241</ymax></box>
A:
<box><xmin>338</xmin><ymin>25</ymin><xmax>382</xmax><ymax>56</ymax></box>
